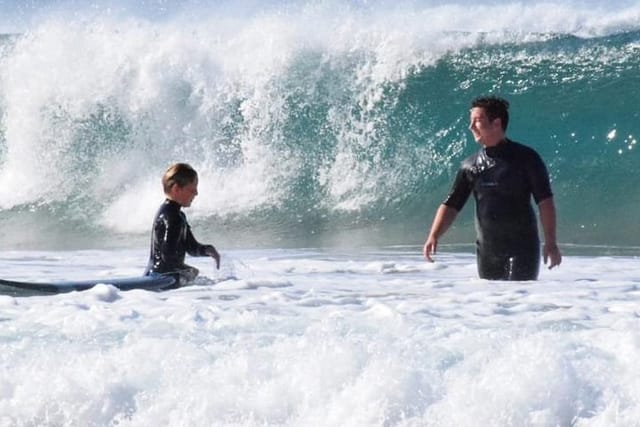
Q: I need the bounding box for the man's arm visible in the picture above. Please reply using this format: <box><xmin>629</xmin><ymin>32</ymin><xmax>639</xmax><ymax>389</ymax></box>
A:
<box><xmin>423</xmin><ymin>204</ymin><xmax>459</xmax><ymax>262</ymax></box>
<box><xmin>538</xmin><ymin>197</ymin><xmax>562</xmax><ymax>269</ymax></box>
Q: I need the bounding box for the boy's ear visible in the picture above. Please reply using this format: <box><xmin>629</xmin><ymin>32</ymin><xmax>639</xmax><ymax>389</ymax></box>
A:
<box><xmin>166</xmin><ymin>183</ymin><xmax>179</xmax><ymax>197</ymax></box>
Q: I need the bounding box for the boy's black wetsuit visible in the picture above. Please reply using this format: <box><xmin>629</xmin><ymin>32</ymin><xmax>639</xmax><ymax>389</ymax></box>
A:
<box><xmin>443</xmin><ymin>139</ymin><xmax>553</xmax><ymax>280</ymax></box>
<box><xmin>144</xmin><ymin>199</ymin><xmax>214</xmax><ymax>286</ymax></box>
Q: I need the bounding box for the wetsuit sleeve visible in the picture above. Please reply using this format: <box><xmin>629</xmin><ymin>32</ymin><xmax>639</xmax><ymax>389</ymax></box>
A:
<box><xmin>526</xmin><ymin>151</ymin><xmax>553</xmax><ymax>204</ymax></box>
<box><xmin>443</xmin><ymin>167</ymin><xmax>472</xmax><ymax>212</ymax></box>
<box><xmin>184</xmin><ymin>224</ymin><xmax>213</xmax><ymax>257</ymax></box>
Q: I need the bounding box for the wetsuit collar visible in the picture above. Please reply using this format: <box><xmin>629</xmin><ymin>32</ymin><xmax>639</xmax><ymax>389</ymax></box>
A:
<box><xmin>164</xmin><ymin>198</ymin><xmax>182</xmax><ymax>209</ymax></box>
<box><xmin>485</xmin><ymin>138</ymin><xmax>509</xmax><ymax>152</ymax></box>
<box><xmin>493</xmin><ymin>138</ymin><xmax>509</xmax><ymax>147</ymax></box>
<box><xmin>482</xmin><ymin>135</ymin><xmax>508</xmax><ymax>149</ymax></box>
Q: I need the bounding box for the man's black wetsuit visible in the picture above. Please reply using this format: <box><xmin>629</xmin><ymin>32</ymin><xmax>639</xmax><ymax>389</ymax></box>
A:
<box><xmin>443</xmin><ymin>139</ymin><xmax>553</xmax><ymax>280</ymax></box>
<box><xmin>144</xmin><ymin>199</ymin><xmax>214</xmax><ymax>286</ymax></box>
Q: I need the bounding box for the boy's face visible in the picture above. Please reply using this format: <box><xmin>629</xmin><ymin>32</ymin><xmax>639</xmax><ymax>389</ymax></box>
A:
<box><xmin>170</xmin><ymin>178</ymin><xmax>199</xmax><ymax>207</ymax></box>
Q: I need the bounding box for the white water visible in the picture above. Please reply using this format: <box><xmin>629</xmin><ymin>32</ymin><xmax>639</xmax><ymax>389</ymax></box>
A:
<box><xmin>1</xmin><ymin>247</ymin><xmax>640</xmax><ymax>426</ymax></box>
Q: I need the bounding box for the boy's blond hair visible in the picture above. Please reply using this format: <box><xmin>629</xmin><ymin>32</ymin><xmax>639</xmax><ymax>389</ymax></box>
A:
<box><xmin>162</xmin><ymin>163</ymin><xmax>198</xmax><ymax>194</ymax></box>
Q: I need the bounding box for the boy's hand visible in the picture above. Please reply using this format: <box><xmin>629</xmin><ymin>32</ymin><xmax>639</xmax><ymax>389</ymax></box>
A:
<box><xmin>205</xmin><ymin>246</ymin><xmax>221</xmax><ymax>269</ymax></box>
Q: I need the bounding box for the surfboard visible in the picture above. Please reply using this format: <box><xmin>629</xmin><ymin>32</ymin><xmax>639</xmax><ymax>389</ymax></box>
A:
<box><xmin>0</xmin><ymin>275</ymin><xmax>177</xmax><ymax>296</ymax></box>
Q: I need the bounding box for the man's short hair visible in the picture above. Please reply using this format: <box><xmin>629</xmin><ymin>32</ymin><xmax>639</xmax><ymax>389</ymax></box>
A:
<box><xmin>471</xmin><ymin>96</ymin><xmax>510</xmax><ymax>131</ymax></box>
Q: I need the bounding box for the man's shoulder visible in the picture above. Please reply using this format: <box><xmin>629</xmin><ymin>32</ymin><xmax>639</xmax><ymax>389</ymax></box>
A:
<box><xmin>507</xmin><ymin>139</ymin><xmax>541</xmax><ymax>156</ymax></box>
<box><xmin>506</xmin><ymin>139</ymin><xmax>547</xmax><ymax>166</ymax></box>
<box><xmin>460</xmin><ymin>151</ymin><xmax>480</xmax><ymax>169</ymax></box>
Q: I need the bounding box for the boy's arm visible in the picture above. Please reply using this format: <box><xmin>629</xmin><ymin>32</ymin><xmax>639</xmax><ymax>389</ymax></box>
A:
<box><xmin>185</xmin><ymin>226</ymin><xmax>220</xmax><ymax>269</ymax></box>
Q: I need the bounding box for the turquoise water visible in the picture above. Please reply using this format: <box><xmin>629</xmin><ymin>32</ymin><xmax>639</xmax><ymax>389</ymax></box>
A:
<box><xmin>0</xmin><ymin>3</ymin><xmax>638</xmax><ymax>250</ymax></box>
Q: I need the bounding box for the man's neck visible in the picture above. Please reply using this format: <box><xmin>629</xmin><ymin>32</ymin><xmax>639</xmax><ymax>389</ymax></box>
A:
<box><xmin>482</xmin><ymin>135</ymin><xmax>507</xmax><ymax>148</ymax></box>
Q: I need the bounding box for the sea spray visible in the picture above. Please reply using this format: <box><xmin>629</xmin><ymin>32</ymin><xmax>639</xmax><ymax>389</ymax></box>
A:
<box><xmin>0</xmin><ymin>2</ymin><xmax>638</xmax><ymax>250</ymax></box>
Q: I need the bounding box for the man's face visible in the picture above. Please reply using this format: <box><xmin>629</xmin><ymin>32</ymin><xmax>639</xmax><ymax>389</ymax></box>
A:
<box><xmin>469</xmin><ymin>107</ymin><xmax>502</xmax><ymax>146</ymax></box>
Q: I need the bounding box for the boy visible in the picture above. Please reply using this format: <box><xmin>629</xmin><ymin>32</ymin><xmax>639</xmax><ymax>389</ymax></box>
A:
<box><xmin>144</xmin><ymin>163</ymin><xmax>220</xmax><ymax>286</ymax></box>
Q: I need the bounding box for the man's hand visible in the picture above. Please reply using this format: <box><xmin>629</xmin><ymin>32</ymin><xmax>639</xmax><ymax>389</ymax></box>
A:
<box><xmin>423</xmin><ymin>237</ymin><xmax>437</xmax><ymax>262</ymax></box>
<box><xmin>422</xmin><ymin>205</ymin><xmax>458</xmax><ymax>263</ymax></box>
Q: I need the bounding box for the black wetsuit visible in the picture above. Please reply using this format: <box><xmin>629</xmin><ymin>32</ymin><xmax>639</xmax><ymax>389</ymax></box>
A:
<box><xmin>144</xmin><ymin>199</ymin><xmax>214</xmax><ymax>285</ymax></box>
<box><xmin>443</xmin><ymin>139</ymin><xmax>553</xmax><ymax>280</ymax></box>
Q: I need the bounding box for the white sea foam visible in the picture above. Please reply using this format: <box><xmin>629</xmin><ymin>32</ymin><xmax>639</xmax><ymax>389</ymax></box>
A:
<box><xmin>1</xmin><ymin>247</ymin><xmax>639</xmax><ymax>425</ymax></box>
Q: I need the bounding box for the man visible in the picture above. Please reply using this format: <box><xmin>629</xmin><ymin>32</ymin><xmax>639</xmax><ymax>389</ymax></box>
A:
<box><xmin>423</xmin><ymin>96</ymin><xmax>561</xmax><ymax>280</ymax></box>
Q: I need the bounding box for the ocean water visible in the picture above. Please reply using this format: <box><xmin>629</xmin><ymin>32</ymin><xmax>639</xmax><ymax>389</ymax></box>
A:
<box><xmin>1</xmin><ymin>0</ymin><xmax>640</xmax><ymax>425</ymax></box>
<box><xmin>0</xmin><ymin>0</ymin><xmax>639</xmax><ymax>249</ymax></box>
